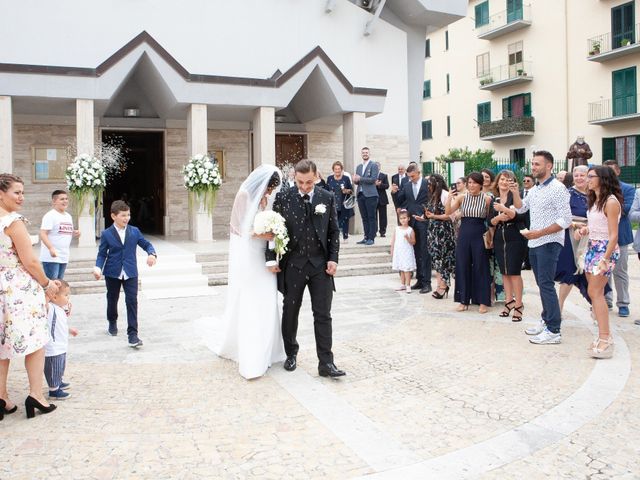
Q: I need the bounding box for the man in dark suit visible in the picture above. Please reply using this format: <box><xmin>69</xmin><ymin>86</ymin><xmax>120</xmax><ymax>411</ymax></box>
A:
<box><xmin>375</xmin><ymin>163</ymin><xmax>389</xmax><ymax>237</ymax></box>
<box><xmin>391</xmin><ymin>164</ymin><xmax>409</xmax><ymax>223</ymax></box>
<box><xmin>265</xmin><ymin>159</ymin><xmax>345</xmax><ymax>378</ymax></box>
<box><xmin>94</xmin><ymin>200</ymin><xmax>157</xmax><ymax>347</ymax></box>
<box><xmin>353</xmin><ymin>147</ymin><xmax>379</xmax><ymax>245</ymax></box>
<box><xmin>391</xmin><ymin>164</ymin><xmax>432</xmax><ymax>293</ymax></box>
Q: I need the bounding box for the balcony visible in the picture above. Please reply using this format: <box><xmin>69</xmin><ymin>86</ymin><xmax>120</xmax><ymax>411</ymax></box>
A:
<box><xmin>587</xmin><ymin>24</ymin><xmax>640</xmax><ymax>61</ymax></box>
<box><xmin>476</xmin><ymin>5</ymin><xmax>531</xmax><ymax>40</ymax></box>
<box><xmin>588</xmin><ymin>97</ymin><xmax>640</xmax><ymax>124</ymax></box>
<box><xmin>479</xmin><ymin>116</ymin><xmax>535</xmax><ymax>140</ymax></box>
<box><xmin>479</xmin><ymin>62</ymin><xmax>533</xmax><ymax>90</ymax></box>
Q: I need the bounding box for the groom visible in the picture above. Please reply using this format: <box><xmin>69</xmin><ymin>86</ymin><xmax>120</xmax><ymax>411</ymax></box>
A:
<box><xmin>265</xmin><ymin>159</ymin><xmax>345</xmax><ymax>378</ymax></box>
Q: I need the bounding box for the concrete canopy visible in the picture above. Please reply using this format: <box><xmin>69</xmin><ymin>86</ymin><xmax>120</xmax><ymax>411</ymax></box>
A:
<box><xmin>0</xmin><ymin>31</ymin><xmax>387</xmax><ymax>123</ymax></box>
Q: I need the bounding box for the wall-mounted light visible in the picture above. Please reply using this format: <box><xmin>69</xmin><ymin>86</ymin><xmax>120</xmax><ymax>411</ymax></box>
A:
<box><xmin>123</xmin><ymin>108</ymin><xmax>140</xmax><ymax>117</ymax></box>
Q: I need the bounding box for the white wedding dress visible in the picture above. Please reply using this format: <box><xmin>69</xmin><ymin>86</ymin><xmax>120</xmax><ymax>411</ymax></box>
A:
<box><xmin>213</xmin><ymin>165</ymin><xmax>286</xmax><ymax>379</ymax></box>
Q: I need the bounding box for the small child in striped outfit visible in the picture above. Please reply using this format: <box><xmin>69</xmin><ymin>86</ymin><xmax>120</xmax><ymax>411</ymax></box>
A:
<box><xmin>44</xmin><ymin>280</ymin><xmax>78</xmax><ymax>400</ymax></box>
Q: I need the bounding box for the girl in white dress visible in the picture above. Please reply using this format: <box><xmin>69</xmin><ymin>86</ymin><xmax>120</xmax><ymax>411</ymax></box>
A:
<box><xmin>390</xmin><ymin>210</ymin><xmax>416</xmax><ymax>293</ymax></box>
<box><xmin>214</xmin><ymin>165</ymin><xmax>286</xmax><ymax>379</ymax></box>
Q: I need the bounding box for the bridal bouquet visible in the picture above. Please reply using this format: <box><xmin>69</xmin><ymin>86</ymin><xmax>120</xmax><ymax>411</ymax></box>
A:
<box><xmin>254</xmin><ymin>210</ymin><xmax>289</xmax><ymax>258</ymax></box>
<box><xmin>65</xmin><ymin>154</ymin><xmax>106</xmax><ymax>216</ymax></box>
<box><xmin>182</xmin><ymin>154</ymin><xmax>222</xmax><ymax>214</ymax></box>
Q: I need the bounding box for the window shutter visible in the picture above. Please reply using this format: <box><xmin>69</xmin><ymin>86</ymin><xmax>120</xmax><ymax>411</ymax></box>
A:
<box><xmin>602</xmin><ymin>137</ymin><xmax>616</xmax><ymax>161</ymax></box>
<box><xmin>524</xmin><ymin>93</ymin><xmax>532</xmax><ymax>117</ymax></box>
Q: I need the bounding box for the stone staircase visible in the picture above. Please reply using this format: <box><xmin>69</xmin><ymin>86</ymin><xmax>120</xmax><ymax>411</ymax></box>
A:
<box><xmin>196</xmin><ymin>242</ymin><xmax>393</xmax><ymax>286</ymax></box>
<box><xmin>65</xmin><ymin>240</ymin><xmax>393</xmax><ymax>294</ymax></box>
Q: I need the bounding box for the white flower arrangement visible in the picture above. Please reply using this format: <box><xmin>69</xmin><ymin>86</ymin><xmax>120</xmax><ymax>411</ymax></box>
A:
<box><xmin>65</xmin><ymin>154</ymin><xmax>107</xmax><ymax>215</ymax></box>
<box><xmin>182</xmin><ymin>154</ymin><xmax>222</xmax><ymax>214</ymax></box>
<box><xmin>314</xmin><ymin>203</ymin><xmax>327</xmax><ymax>215</ymax></box>
<box><xmin>254</xmin><ymin>210</ymin><xmax>289</xmax><ymax>258</ymax></box>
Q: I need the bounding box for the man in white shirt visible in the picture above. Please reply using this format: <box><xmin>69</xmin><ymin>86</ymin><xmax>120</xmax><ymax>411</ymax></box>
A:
<box><xmin>514</xmin><ymin>151</ymin><xmax>572</xmax><ymax>345</ymax></box>
<box><xmin>39</xmin><ymin>190</ymin><xmax>80</xmax><ymax>279</ymax></box>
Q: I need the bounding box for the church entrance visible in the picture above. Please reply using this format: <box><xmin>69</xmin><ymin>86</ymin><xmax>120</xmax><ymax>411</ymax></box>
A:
<box><xmin>275</xmin><ymin>134</ymin><xmax>306</xmax><ymax>168</ymax></box>
<box><xmin>101</xmin><ymin>130</ymin><xmax>165</xmax><ymax>234</ymax></box>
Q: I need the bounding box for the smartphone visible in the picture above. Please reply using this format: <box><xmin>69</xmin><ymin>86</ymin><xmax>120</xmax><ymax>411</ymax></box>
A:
<box><xmin>450</xmin><ymin>183</ymin><xmax>457</xmax><ymax>192</ymax></box>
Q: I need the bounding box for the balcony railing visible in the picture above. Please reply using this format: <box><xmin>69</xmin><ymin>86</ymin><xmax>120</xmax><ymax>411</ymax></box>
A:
<box><xmin>588</xmin><ymin>97</ymin><xmax>640</xmax><ymax>124</ymax></box>
<box><xmin>587</xmin><ymin>24</ymin><xmax>640</xmax><ymax>61</ymax></box>
<box><xmin>478</xmin><ymin>61</ymin><xmax>533</xmax><ymax>90</ymax></box>
<box><xmin>479</xmin><ymin>116</ymin><xmax>535</xmax><ymax>140</ymax></box>
<box><xmin>476</xmin><ymin>5</ymin><xmax>532</xmax><ymax>40</ymax></box>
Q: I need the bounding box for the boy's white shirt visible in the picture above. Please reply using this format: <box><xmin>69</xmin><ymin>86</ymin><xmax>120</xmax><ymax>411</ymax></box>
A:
<box><xmin>39</xmin><ymin>209</ymin><xmax>74</xmax><ymax>263</ymax></box>
<box><xmin>45</xmin><ymin>303</ymin><xmax>69</xmax><ymax>357</ymax></box>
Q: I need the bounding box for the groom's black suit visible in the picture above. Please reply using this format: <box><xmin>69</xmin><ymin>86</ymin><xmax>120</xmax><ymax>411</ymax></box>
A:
<box><xmin>265</xmin><ymin>186</ymin><xmax>340</xmax><ymax>364</ymax></box>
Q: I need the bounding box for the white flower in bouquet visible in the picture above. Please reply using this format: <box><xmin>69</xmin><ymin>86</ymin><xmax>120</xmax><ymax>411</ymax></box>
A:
<box><xmin>254</xmin><ymin>210</ymin><xmax>289</xmax><ymax>258</ymax></box>
<box><xmin>182</xmin><ymin>154</ymin><xmax>222</xmax><ymax>214</ymax></box>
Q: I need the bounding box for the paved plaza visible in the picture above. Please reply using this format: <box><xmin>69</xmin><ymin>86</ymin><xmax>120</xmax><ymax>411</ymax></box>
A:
<box><xmin>2</xmin><ymin>264</ymin><xmax>640</xmax><ymax>479</ymax></box>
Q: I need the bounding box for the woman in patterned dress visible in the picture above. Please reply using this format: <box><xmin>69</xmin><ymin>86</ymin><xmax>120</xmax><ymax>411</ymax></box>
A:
<box><xmin>0</xmin><ymin>174</ymin><xmax>59</xmax><ymax>419</ymax></box>
<box><xmin>416</xmin><ymin>174</ymin><xmax>455</xmax><ymax>299</ymax></box>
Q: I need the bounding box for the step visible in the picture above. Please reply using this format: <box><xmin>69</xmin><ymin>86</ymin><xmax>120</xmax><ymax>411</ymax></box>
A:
<box><xmin>140</xmin><ymin>275</ymin><xmax>209</xmax><ymax>289</ymax></box>
<box><xmin>135</xmin><ymin>264</ymin><xmax>203</xmax><ymax>278</ymax></box>
<box><xmin>204</xmin><ymin>262</ymin><xmax>392</xmax><ymax>286</ymax></box>
<box><xmin>195</xmin><ymin>252</ymin><xmax>228</xmax><ymax>263</ymax></box>
<box><xmin>69</xmin><ymin>280</ymin><xmax>106</xmax><ymax>295</ymax></box>
<box><xmin>140</xmin><ymin>286</ymin><xmax>216</xmax><ymax>300</ymax></box>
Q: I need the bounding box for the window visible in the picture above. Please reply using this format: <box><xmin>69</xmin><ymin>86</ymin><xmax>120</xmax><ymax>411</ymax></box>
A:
<box><xmin>422</xmin><ymin>120</ymin><xmax>433</xmax><ymax>140</ymax></box>
<box><xmin>604</xmin><ymin>136</ymin><xmax>639</xmax><ymax>167</ymax></box>
<box><xmin>502</xmin><ymin>93</ymin><xmax>531</xmax><ymax>118</ymax></box>
<box><xmin>477</xmin><ymin>102</ymin><xmax>491</xmax><ymax>124</ymax></box>
<box><xmin>475</xmin><ymin>1</ymin><xmax>489</xmax><ymax>28</ymax></box>
<box><xmin>510</xmin><ymin>148</ymin><xmax>526</xmax><ymax>166</ymax></box>
<box><xmin>508</xmin><ymin>41</ymin><xmax>523</xmax><ymax>77</ymax></box>
<box><xmin>425</xmin><ymin>39</ymin><xmax>431</xmax><ymax>58</ymax></box>
<box><xmin>507</xmin><ymin>0</ymin><xmax>523</xmax><ymax>23</ymax></box>
<box><xmin>476</xmin><ymin>52</ymin><xmax>490</xmax><ymax>78</ymax></box>
<box><xmin>446</xmin><ymin>74</ymin><xmax>450</xmax><ymax>93</ymax></box>
<box><xmin>423</xmin><ymin>80</ymin><xmax>431</xmax><ymax>99</ymax></box>
<box><xmin>612</xmin><ymin>66</ymin><xmax>637</xmax><ymax>116</ymax></box>
<box><xmin>612</xmin><ymin>2</ymin><xmax>635</xmax><ymax>49</ymax></box>
<box><xmin>445</xmin><ymin>30</ymin><xmax>449</xmax><ymax>50</ymax></box>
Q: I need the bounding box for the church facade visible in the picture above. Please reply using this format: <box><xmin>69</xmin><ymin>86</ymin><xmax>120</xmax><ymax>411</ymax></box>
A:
<box><xmin>0</xmin><ymin>0</ymin><xmax>465</xmax><ymax>239</ymax></box>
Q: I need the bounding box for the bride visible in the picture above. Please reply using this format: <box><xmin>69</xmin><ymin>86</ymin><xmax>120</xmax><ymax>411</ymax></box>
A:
<box><xmin>214</xmin><ymin>164</ymin><xmax>286</xmax><ymax>379</ymax></box>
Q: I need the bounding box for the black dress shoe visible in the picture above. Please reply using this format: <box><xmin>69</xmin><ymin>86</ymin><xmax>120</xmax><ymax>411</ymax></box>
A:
<box><xmin>411</xmin><ymin>283</ymin><xmax>424</xmax><ymax>290</ymax></box>
<box><xmin>420</xmin><ymin>285</ymin><xmax>432</xmax><ymax>294</ymax></box>
<box><xmin>284</xmin><ymin>355</ymin><xmax>297</xmax><ymax>371</ymax></box>
<box><xmin>318</xmin><ymin>363</ymin><xmax>346</xmax><ymax>377</ymax></box>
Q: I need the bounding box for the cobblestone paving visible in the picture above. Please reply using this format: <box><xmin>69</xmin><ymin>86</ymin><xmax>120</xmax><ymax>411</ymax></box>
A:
<box><xmin>2</xmin><ymin>267</ymin><xmax>639</xmax><ymax>479</ymax></box>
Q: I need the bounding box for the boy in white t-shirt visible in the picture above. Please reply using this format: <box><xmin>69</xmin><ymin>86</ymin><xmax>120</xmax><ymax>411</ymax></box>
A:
<box><xmin>45</xmin><ymin>280</ymin><xmax>79</xmax><ymax>400</ymax></box>
<box><xmin>39</xmin><ymin>189</ymin><xmax>80</xmax><ymax>279</ymax></box>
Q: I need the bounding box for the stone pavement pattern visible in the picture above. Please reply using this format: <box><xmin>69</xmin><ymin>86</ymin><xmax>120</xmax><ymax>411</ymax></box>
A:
<box><xmin>2</xmin><ymin>267</ymin><xmax>639</xmax><ymax>479</ymax></box>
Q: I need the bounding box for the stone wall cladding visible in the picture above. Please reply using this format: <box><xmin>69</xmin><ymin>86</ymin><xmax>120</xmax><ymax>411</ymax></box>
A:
<box><xmin>12</xmin><ymin>124</ymin><xmax>76</xmax><ymax>234</ymax></box>
<box><xmin>479</xmin><ymin>116</ymin><xmax>535</xmax><ymax>139</ymax></box>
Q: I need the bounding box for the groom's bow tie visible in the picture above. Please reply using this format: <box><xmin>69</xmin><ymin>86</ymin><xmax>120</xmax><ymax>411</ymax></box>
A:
<box><xmin>302</xmin><ymin>194</ymin><xmax>311</xmax><ymax>217</ymax></box>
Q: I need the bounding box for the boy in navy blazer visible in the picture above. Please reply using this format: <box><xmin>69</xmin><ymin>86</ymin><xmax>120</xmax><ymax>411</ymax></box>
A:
<box><xmin>94</xmin><ymin>200</ymin><xmax>157</xmax><ymax>347</ymax></box>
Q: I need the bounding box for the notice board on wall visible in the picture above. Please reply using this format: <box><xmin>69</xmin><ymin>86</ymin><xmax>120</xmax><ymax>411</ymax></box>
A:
<box><xmin>31</xmin><ymin>146</ymin><xmax>68</xmax><ymax>182</ymax></box>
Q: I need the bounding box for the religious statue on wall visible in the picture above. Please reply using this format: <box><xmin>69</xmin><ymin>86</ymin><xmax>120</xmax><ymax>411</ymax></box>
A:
<box><xmin>566</xmin><ymin>135</ymin><xmax>593</xmax><ymax>169</ymax></box>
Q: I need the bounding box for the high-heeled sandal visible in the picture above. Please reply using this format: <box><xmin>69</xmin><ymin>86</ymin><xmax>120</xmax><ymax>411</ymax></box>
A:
<box><xmin>512</xmin><ymin>305</ymin><xmax>524</xmax><ymax>322</ymax></box>
<box><xmin>499</xmin><ymin>299</ymin><xmax>515</xmax><ymax>317</ymax></box>
<box><xmin>432</xmin><ymin>286</ymin><xmax>449</xmax><ymax>299</ymax></box>
<box><xmin>0</xmin><ymin>399</ymin><xmax>5</xmax><ymax>421</ymax></box>
<box><xmin>590</xmin><ymin>336</ymin><xmax>614</xmax><ymax>359</ymax></box>
<box><xmin>25</xmin><ymin>395</ymin><xmax>57</xmax><ymax>419</ymax></box>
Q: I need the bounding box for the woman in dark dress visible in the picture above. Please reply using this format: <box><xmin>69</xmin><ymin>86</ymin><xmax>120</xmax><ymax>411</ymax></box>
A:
<box><xmin>325</xmin><ymin>161</ymin><xmax>354</xmax><ymax>241</ymax></box>
<box><xmin>446</xmin><ymin>172</ymin><xmax>492</xmax><ymax>313</ymax></box>
<box><xmin>488</xmin><ymin>170</ymin><xmax>527</xmax><ymax>321</ymax></box>
<box><xmin>415</xmin><ymin>174</ymin><xmax>456</xmax><ymax>298</ymax></box>
<box><xmin>555</xmin><ymin>165</ymin><xmax>591</xmax><ymax>313</ymax></box>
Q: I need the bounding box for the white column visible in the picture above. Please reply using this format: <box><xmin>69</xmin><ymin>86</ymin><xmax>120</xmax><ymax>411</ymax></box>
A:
<box><xmin>76</xmin><ymin>99</ymin><xmax>96</xmax><ymax>247</ymax></box>
<box><xmin>343</xmin><ymin>112</ymin><xmax>366</xmax><ymax>235</ymax></box>
<box><xmin>0</xmin><ymin>96</ymin><xmax>13</xmax><ymax>173</ymax></box>
<box><xmin>187</xmin><ymin>104</ymin><xmax>212</xmax><ymax>242</ymax></box>
<box><xmin>252</xmin><ymin>107</ymin><xmax>275</xmax><ymax>166</ymax></box>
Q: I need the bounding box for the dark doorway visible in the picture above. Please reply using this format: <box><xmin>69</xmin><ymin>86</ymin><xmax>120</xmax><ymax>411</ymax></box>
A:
<box><xmin>101</xmin><ymin>130</ymin><xmax>165</xmax><ymax>234</ymax></box>
<box><xmin>275</xmin><ymin>134</ymin><xmax>307</xmax><ymax>168</ymax></box>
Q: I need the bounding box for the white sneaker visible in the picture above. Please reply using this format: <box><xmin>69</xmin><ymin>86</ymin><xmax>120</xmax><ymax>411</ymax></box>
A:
<box><xmin>406</xmin><ymin>285</ymin><xmax>411</xmax><ymax>293</ymax></box>
<box><xmin>529</xmin><ymin>327</ymin><xmax>562</xmax><ymax>345</ymax></box>
<box><xmin>525</xmin><ymin>320</ymin><xmax>545</xmax><ymax>336</ymax></box>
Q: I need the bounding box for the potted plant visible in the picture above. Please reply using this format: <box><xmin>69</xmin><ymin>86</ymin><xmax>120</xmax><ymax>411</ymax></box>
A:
<box><xmin>517</xmin><ymin>68</ymin><xmax>524</xmax><ymax>76</ymax></box>
<box><xmin>621</xmin><ymin>38</ymin><xmax>631</xmax><ymax>46</ymax></box>
<box><xmin>590</xmin><ymin>41</ymin><xmax>601</xmax><ymax>55</ymax></box>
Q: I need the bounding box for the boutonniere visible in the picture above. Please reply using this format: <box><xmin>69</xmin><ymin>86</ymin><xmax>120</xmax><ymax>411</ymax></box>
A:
<box><xmin>314</xmin><ymin>204</ymin><xmax>327</xmax><ymax>215</ymax></box>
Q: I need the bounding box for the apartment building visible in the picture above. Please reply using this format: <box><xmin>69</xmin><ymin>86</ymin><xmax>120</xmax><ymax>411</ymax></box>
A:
<box><xmin>422</xmin><ymin>0</ymin><xmax>640</xmax><ymax>181</ymax></box>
